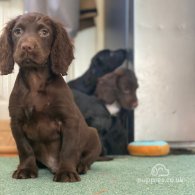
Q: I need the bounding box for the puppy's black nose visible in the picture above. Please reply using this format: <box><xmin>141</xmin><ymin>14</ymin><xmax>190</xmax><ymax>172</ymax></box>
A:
<box><xmin>21</xmin><ymin>42</ymin><xmax>34</xmax><ymax>52</ymax></box>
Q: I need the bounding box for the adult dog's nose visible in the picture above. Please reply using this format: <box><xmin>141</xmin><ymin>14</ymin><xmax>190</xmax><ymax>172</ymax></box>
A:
<box><xmin>21</xmin><ymin>42</ymin><xmax>34</xmax><ymax>53</ymax></box>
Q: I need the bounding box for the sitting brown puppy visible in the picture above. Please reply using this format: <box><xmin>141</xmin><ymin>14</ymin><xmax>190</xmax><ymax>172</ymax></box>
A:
<box><xmin>95</xmin><ymin>67</ymin><xmax>138</xmax><ymax>154</ymax></box>
<box><xmin>0</xmin><ymin>12</ymin><xmax>101</xmax><ymax>182</ymax></box>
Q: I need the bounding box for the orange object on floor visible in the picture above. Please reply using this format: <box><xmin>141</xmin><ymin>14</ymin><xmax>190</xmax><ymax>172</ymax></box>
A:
<box><xmin>128</xmin><ymin>141</ymin><xmax>170</xmax><ymax>156</ymax></box>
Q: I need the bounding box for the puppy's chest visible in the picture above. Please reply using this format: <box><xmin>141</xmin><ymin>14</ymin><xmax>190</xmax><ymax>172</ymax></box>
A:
<box><xmin>24</xmin><ymin>74</ymin><xmax>51</xmax><ymax>113</ymax></box>
<box><xmin>22</xmin><ymin>74</ymin><xmax>61</xmax><ymax>142</ymax></box>
<box><xmin>25</xmin><ymin>90</ymin><xmax>51</xmax><ymax>113</ymax></box>
<box><xmin>23</xmin><ymin>92</ymin><xmax>57</xmax><ymax>142</ymax></box>
<box><xmin>23</xmin><ymin>117</ymin><xmax>61</xmax><ymax>142</ymax></box>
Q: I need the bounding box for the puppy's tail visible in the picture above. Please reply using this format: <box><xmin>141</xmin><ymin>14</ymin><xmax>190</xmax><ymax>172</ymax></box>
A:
<box><xmin>96</xmin><ymin>156</ymin><xmax>113</xmax><ymax>161</ymax></box>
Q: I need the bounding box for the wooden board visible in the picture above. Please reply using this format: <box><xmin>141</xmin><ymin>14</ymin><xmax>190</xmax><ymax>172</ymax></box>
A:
<box><xmin>0</xmin><ymin>120</ymin><xmax>18</xmax><ymax>156</ymax></box>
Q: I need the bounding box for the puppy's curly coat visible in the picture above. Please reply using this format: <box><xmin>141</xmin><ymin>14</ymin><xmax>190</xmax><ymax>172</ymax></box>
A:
<box><xmin>0</xmin><ymin>12</ymin><xmax>101</xmax><ymax>182</ymax></box>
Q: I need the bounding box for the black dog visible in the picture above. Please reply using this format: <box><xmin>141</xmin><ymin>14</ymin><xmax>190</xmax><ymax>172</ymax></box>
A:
<box><xmin>72</xmin><ymin>89</ymin><xmax>112</xmax><ymax>134</ymax></box>
<box><xmin>72</xmin><ymin>89</ymin><xmax>112</xmax><ymax>154</ymax></box>
<box><xmin>68</xmin><ymin>49</ymin><xmax>127</xmax><ymax>95</ymax></box>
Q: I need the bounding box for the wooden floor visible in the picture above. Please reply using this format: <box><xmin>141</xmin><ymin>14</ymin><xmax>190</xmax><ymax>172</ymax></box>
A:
<box><xmin>0</xmin><ymin>120</ymin><xmax>18</xmax><ymax>156</ymax></box>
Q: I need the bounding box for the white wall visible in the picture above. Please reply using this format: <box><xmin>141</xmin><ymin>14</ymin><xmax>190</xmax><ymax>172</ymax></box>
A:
<box><xmin>67</xmin><ymin>27</ymin><xmax>97</xmax><ymax>80</ymax></box>
<box><xmin>134</xmin><ymin>0</ymin><xmax>195</xmax><ymax>141</ymax></box>
<box><xmin>67</xmin><ymin>0</ymin><xmax>105</xmax><ymax>80</ymax></box>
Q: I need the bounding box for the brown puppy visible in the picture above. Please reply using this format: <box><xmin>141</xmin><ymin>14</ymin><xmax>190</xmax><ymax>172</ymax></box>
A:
<box><xmin>0</xmin><ymin>12</ymin><xmax>101</xmax><ymax>182</ymax></box>
<box><xmin>95</xmin><ymin>67</ymin><xmax>138</xmax><ymax>111</ymax></box>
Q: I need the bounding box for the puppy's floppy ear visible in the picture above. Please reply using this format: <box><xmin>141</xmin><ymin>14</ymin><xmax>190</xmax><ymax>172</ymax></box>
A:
<box><xmin>0</xmin><ymin>18</ymin><xmax>16</xmax><ymax>75</ymax></box>
<box><xmin>95</xmin><ymin>72</ymin><xmax>118</xmax><ymax>104</ymax></box>
<box><xmin>50</xmin><ymin>22</ymin><xmax>74</xmax><ymax>75</ymax></box>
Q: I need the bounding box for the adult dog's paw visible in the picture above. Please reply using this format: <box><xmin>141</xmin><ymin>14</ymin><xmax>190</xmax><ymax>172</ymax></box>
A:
<box><xmin>53</xmin><ymin>171</ymin><xmax>81</xmax><ymax>182</ymax></box>
<box><xmin>12</xmin><ymin>168</ymin><xmax>38</xmax><ymax>179</ymax></box>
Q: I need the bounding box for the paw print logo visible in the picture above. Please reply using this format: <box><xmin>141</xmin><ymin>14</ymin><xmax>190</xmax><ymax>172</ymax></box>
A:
<box><xmin>151</xmin><ymin>164</ymin><xmax>169</xmax><ymax>177</ymax></box>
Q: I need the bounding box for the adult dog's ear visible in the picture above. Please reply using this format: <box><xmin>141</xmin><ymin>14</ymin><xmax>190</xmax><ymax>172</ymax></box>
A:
<box><xmin>0</xmin><ymin>18</ymin><xmax>16</xmax><ymax>75</ymax></box>
<box><xmin>95</xmin><ymin>72</ymin><xmax>118</xmax><ymax>104</ymax></box>
<box><xmin>50</xmin><ymin>22</ymin><xmax>74</xmax><ymax>75</ymax></box>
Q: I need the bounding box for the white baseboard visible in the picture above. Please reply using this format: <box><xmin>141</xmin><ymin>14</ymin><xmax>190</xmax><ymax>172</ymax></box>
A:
<box><xmin>168</xmin><ymin>141</ymin><xmax>195</xmax><ymax>148</ymax></box>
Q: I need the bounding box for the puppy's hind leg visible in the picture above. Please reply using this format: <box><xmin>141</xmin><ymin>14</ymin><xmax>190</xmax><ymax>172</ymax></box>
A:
<box><xmin>77</xmin><ymin>127</ymin><xmax>101</xmax><ymax>174</ymax></box>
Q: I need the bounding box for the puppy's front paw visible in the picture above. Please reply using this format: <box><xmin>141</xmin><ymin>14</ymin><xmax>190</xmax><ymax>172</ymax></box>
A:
<box><xmin>53</xmin><ymin>171</ymin><xmax>81</xmax><ymax>182</ymax></box>
<box><xmin>12</xmin><ymin>168</ymin><xmax>38</xmax><ymax>179</ymax></box>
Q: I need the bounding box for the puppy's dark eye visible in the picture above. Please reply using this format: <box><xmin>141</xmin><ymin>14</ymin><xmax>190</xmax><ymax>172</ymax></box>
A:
<box><xmin>13</xmin><ymin>28</ymin><xmax>23</xmax><ymax>37</ymax></box>
<box><xmin>39</xmin><ymin>29</ymin><xmax>49</xmax><ymax>37</ymax></box>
